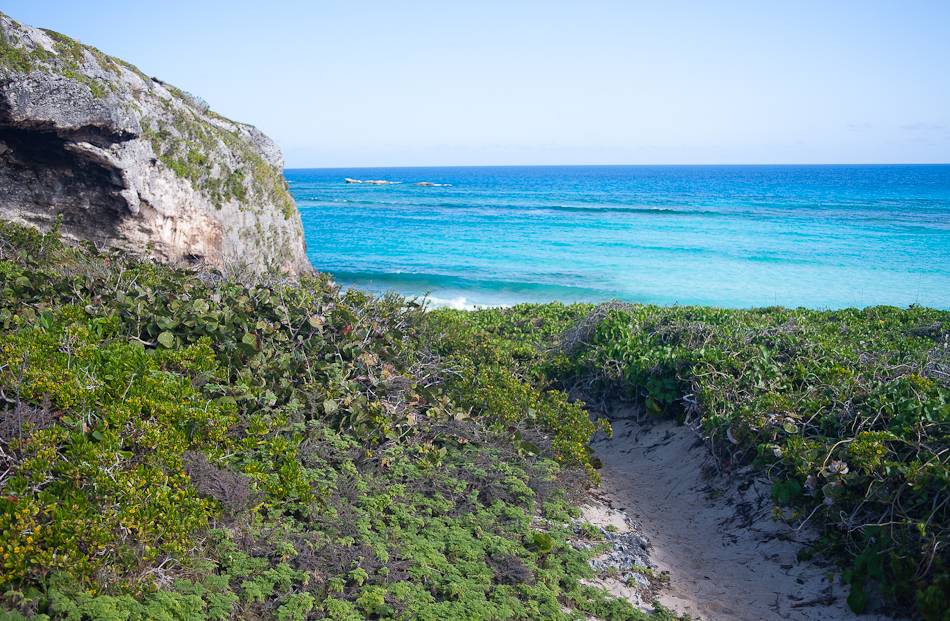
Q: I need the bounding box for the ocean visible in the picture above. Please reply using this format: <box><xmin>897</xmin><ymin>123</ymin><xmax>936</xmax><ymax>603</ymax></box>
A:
<box><xmin>285</xmin><ymin>165</ymin><xmax>950</xmax><ymax>310</ymax></box>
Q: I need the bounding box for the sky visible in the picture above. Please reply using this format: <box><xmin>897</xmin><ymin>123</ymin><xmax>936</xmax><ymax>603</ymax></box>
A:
<box><xmin>4</xmin><ymin>1</ymin><xmax>949</xmax><ymax>168</ymax></box>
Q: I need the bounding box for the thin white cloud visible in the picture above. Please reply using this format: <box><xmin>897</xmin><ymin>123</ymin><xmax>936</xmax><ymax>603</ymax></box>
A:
<box><xmin>847</xmin><ymin>123</ymin><xmax>873</xmax><ymax>131</ymax></box>
<box><xmin>901</xmin><ymin>122</ymin><xmax>929</xmax><ymax>130</ymax></box>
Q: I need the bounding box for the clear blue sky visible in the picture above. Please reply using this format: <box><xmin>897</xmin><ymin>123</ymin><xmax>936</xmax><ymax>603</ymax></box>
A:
<box><xmin>5</xmin><ymin>1</ymin><xmax>949</xmax><ymax>167</ymax></box>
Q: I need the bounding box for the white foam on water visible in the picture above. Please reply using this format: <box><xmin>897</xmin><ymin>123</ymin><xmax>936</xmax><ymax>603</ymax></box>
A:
<box><xmin>423</xmin><ymin>296</ymin><xmax>509</xmax><ymax>311</ymax></box>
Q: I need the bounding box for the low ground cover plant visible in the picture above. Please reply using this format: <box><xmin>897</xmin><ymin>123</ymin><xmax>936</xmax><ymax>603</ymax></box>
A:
<box><xmin>0</xmin><ymin>221</ymin><xmax>680</xmax><ymax>620</ymax></box>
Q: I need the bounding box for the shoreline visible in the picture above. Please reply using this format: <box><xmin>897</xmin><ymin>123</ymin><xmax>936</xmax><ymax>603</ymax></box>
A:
<box><xmin>331</xmin><ymin>277</ymin><xmax>950</xmax><ymax>314</ymax></box>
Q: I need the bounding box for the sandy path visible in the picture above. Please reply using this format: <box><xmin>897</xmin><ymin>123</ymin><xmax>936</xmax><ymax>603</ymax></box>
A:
<box><xmin>586</xmin><ymin>412</ymin><xmax>890</xmax><ymax>621</ymax></box>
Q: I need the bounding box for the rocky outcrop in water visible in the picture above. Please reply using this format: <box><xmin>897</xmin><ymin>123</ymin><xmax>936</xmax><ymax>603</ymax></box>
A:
<box><xmin>0</xmin><ymin>12</ymin><xmax>313</xmax><ymax>275</ymax></box>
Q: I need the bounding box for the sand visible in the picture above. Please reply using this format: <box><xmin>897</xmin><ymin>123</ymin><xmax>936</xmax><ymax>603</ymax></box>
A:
<box><xmin>580</xmin><ymin>407</ymin><xmax>893</xmax><ymax>621</ymax></box>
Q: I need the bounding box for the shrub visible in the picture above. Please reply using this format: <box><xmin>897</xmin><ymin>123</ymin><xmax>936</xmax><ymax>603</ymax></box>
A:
<box><xmin>0</xmin><ymin>221</ymin><xmax>659</xmax><ymax>620</ymax></box>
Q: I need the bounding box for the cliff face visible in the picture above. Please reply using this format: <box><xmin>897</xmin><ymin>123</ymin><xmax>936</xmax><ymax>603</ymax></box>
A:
<box><xmin>0</xmin><ymin>13</ymin><xmax>313</xmax><ymax>276</ymax></box>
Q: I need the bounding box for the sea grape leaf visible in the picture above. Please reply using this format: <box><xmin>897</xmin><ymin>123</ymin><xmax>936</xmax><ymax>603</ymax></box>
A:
<box><xmin>531</xmin><ymin>532</ymin><xmax>553</xmax><ymax>554</ymax></box>
<box><xmin>847</xmin><ymin>581</ymin><xmax>868</xmax><ymax>613</ymax></box>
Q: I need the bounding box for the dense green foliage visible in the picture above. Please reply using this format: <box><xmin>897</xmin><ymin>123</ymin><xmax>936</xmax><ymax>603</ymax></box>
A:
<box><xmin>435</xmin><ymin>301</ymin><xmax>950</xmax><ymax>618</ymax></box>
<box><xmin>6</xmin><ymin>213</ymin><xmax>946</xmax><ymax>619</ymax></box>
<box><xmin>0</xmin><ymin>222</ymin><xmax>675</xmax><ymax>621</ymax></box>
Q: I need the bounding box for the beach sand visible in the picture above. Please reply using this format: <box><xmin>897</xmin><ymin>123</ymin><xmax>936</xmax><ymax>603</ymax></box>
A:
<box><xmin>581</xmin><ymin>406</ymin><xmax>893</xmax><ymax>621</ymax></box>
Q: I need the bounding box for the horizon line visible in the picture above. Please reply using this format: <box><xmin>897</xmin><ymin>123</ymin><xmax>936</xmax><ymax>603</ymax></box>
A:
<box><xmin>285</xmin><ymin>162</ymin><xmax>950</xmax><ymax>171</ymax></box>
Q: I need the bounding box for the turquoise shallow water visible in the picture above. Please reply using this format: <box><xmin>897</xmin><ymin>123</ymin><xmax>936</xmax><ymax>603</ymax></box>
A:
<box><xmin>286</xmin><ymin>165</ymin><xmax>950</xmax><ymax>310</ymax></box>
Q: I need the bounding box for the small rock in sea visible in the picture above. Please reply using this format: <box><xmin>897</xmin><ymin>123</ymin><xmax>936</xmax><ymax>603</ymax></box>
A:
<box><xmin>413</xmin><ymin>182</ymin><xmax>436</xmax><ymax>186</ymax></box>
<box><xmin>344</xmin><ymin>178</ymin><xmax>362</xmax><ymax>183</ymax></box>
<box><xmin>363</xmin><ymin>180</ymin><xmax>392</xmax><ymax>185</ymax></box>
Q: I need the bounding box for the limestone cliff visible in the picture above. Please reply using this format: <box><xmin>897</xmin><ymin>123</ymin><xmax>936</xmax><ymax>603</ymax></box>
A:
<box><xmin>0</xmin><ymin>13</ymin><xmax>313</xmax><ymax>276</ymax></box>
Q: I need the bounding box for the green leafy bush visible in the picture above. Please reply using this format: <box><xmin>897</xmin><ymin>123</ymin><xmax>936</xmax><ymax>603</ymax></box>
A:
<box><xmin>0</xmin><ymin>221</ymin><xmax>669</xmax><ymax>621</ymax></box>
<box><xmin>537</xmin><ymin>302</ymin><xmax>949</xmax><ymax>615</ymax></box>
<box><xmin>434</xmin><ymin>300</ymin><xmax>950</xmax><ymax>617</ymax></box>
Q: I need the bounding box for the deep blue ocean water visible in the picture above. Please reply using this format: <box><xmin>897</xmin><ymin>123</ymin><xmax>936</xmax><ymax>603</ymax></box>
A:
<box><xmin>285</xmin><ymin>165</ymin><xmax>950</xmax><ymax>310</ymax></box>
